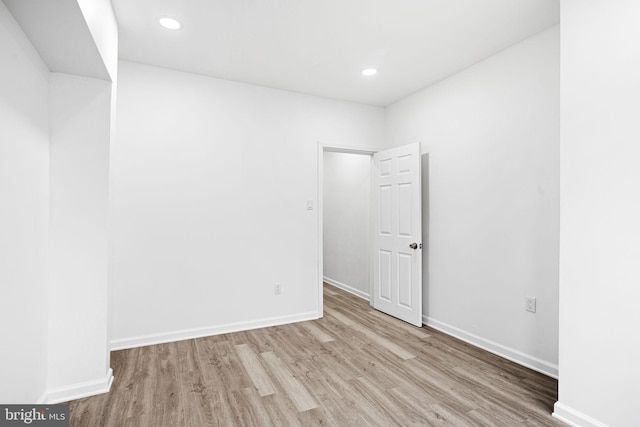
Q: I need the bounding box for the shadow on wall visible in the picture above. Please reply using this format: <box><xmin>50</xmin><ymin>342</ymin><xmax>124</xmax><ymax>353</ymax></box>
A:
<box><xmin>422</xmin><ymin>153</ymin><xmax>430</xmax><ymax>319</ymax></box>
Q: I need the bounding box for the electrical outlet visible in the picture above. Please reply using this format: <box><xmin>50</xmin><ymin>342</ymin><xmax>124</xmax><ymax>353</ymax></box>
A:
<box><xmin>526</xmin><ymin>296</ymin><xmax>536</xmax><ymax>313</ymax></box>
<box><xmin>274</xmin><ymin>283</ymin><xmax>282</xmax><ymax>295</ymax></box>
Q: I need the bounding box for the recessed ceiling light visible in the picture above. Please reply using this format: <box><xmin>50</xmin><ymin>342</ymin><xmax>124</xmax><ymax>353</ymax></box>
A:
<box><xmin>159</xmin><ymin>17</ymin><xmax>182</xmax><ymax>30</ymax></box>
<box><xmin>361</xmin><ymin>68</ymin><xmax>378</xmax><ymax>77</ymax></box>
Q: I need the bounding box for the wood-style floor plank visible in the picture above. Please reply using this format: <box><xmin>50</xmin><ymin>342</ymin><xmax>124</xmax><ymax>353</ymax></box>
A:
<box><xmin>235</xmin><ymin>343</ymin><xmax>277</xmax><ymax>397</ymax></box>
<box><xmin>69</xmin><ymin>284</ymin><xmax>566</xmax><ymax>426</ymax></box>
<box><xmin>300</xmin><ymin>321</ymin><xmax>335</xmax><ymax>343</ymax></box>
<box><xmin>260</xmin><ymin>351</ymin><xmax>318</xmax><ymax>412</ymax></box>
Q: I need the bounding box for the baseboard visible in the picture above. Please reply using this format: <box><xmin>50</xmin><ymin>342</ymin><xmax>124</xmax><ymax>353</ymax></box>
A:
<box><xmin>424</xmin><ymin>316</ymin><xmax>558</xmax><ymax>379</ymax></box>
<box><xmin>36</xmin><ymin>391</ymin><xmax>47</xmax><ymax>404</ymax></box>
<box><xmin>43</xmin><ymin>368</ymin><xmax>113</xmax><ymax>404</ymax></box>
<box><xmin>553</xmin><ymin>402</ymin><xmax>609</xmax><ymax>427</ymax></box>
<box><xmin>323</xmin><ymin>276</ymin><xmax>370</xmax><ymax>301</ymax></box>
<box><xmin>111</xmin><ymin>311</ymin><xmax>320</xmax><ymax>351</ymax></box>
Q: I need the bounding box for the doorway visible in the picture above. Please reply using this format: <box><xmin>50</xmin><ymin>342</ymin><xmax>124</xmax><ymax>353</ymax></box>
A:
<box><xmin>317</xmin><ymin>142</ymin><xmax>425</xmax><ymax>326</ymax></box>
<box><xmin>323</xmin><ymin>151</ymin><xmax>372</xmax><ymax>298</ymax></box>
<box><xmin>317</xmin><ymin>143</ymin><xmax>377</xmax><ymax>316</ymax></box>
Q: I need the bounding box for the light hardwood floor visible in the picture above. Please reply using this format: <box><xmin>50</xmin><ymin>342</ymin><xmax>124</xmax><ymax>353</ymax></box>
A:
<box><xmin>70</xmin><ymin>285</ymin><xmax>565</xmax><ymax>426</ymax></box>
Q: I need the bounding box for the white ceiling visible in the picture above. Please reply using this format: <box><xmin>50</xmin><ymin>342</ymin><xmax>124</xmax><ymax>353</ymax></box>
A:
<box><xmin>112</xmin><ymin>0</ymin><xmax>559</xmax><ymax>107</ymax></box>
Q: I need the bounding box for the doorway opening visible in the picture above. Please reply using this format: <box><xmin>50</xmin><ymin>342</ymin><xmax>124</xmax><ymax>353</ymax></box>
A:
<box><xmin>317</xmin><ymin>143</ymin><xmax>377</xmax><ymax>316</ymax></box>
<box><xmin>318</xmin><ymin>142</ymin><xmax>425</xmax><ymax>326</ymax></box>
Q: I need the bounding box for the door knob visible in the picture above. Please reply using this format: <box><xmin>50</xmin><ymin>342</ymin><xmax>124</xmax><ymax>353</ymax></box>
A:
<box><xmin>409</xmin><ymin>242</ymin><xmax>418</xmax><ymax>249</ymax></box>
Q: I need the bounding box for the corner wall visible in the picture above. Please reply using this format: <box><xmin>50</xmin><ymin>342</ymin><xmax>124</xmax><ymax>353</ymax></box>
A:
<box><xmin>0</xmin><ymin>0</ymin><xmax>117</xmax><ymax>404</ymax></box>
<box><xmin>384</xmin><ymin>26</ymin><xmax>560</xmax><ymax>376</ymax></box>
<box><xmin>554</xmin><ymin>1</ymin><xmax>640</xmax><ymax>426</ymax></box>
<box><xmin>46</xmin><ymin>72</ymin><xmax>113</xmax><ymax>402</ymax></box>
<box><xmin>110</xmin><ymin>61</ymin><xmax>385</xmax><ymax>349</ymax></box>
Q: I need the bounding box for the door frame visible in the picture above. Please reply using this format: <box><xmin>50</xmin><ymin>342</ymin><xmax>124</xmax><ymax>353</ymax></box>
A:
<box><xmin>317</xmin><ymin>142</ymin><xmax>379</xmax><ymax>317</ymax></box>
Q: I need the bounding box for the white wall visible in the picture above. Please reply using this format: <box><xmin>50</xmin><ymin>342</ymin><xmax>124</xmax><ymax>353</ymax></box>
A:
<box><xmin>46</xmin><ymin>73</ymin><xmax>113</xmax><ymax>401</ymax></box>
<box><xmin>1</xmin><ymin>0</ymin><xmax>116</xmax><ymax>403</ymax></box>
<box><xmin>77</xmin><ymin>0</ymin><xmax>118</xmax><ymax>81</ymax></box>
<box><xmin>111</xmin><ymin>61</ymin><xmax>384</xmax><ymax>348</ymax></box>
<box><xmin>0</xmin><ymin>1</ymin><xmax>50</xmax><ymax>403</ymax></box>
<box><xmin>554</xmin><ymin>2</ymin><xmax>640</xmax><ymax>426</ymax></box>
<box><xmin>323</xmin><ymin>152</ymin><xmax>371</xmax><ymax>299</ymax></box>
<box><xmin>385</xmin><ymin>26</ymin><xmax>560</xmax><ymax>376</ymax></box>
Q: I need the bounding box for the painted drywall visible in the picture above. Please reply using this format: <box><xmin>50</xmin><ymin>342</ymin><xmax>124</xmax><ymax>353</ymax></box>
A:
<box><xmin>554</xmin><ymin>2</ymin><xmax>640</xmax><ymax>426</ymax></box>
<box><xmin>1</xmin><ymin>0</ymin><xmax>117</xmax><ymax>403</ymax></box>
<box><xmin>77</xmin><ymin>0</ymin><xmax>118</xmax><ymax>80</ymax></box>
<box><xmin>46</xmin><ymin>72</ymin><xmax>113</xmax><ymax>401</ymax></box>
<box><xmin>111</xmin><ymin>61</ymin><xmax>384</xmax><ymax>348</ymax></box>
<box><xmin>323</xmin><ymin>152</ymin><xmax>371</xmax><ymax>299</ymax></box>
<box><xmin>385</xmin><ymin>26</ymin><xmax>560</xmax><ymax>376</ymax></box>
<box><xmin>2</xmin><ymin>0</ymin><xmax>110</xmax><ymax>81</ymax></box>
<box><xmin>0</xmin><ymin>1</ymin><xmax>50</xmax><ymax>404</ymax></box>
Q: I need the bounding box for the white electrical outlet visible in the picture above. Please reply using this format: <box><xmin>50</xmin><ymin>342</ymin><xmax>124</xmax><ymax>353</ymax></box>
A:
<box><xmin>526</xmin><ymin>296</ymin><xmax>536</xmax><ymax>313</ymax></box>
<box><xmin>274</xmin><ymin>283</ymin><xmax>282</xmax><ymax>295</ymax></box>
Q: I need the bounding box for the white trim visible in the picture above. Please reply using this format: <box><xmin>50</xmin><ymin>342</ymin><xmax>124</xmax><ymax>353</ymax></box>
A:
<box><xmin>317</xmin><ymin>142</ymin><xmax>324</xmax><ymax>317</ymax></box>
<box><xmin>553</xmin><ymin>402</ymin><xmax>609</xmax><ymax>427</ymax></box>
<box><xmin>36</xmin><ymin>391</ymin><xmax>47</xmax><ymax>404</ymax></box>
<box><xmin>43</xmin><ymin>368</ymin><xmax>113</xmax><ymax>404</ymax></box>
<box><xmin>323</xmin><ymin>276</ymin><xmax>370</xmax><ymax>301</ymax></box>
<box><xmin>323</xmin><ymin>146</ymin><xmax>379</xmax><ymax>155</ymax></box>
<box><xmin>320</xmin><ymin>141</ymin><xmax>379</xmax><ymax>156</ymax></box>
<box><xmin>111</xmin><ymin>311</ymin><xmax>319</xmax><ymax>351</ymax></box>
<box><xmin>424</xmin><ymin>316</ymin><xmax>558</xmax><ymax>379</ymax></box>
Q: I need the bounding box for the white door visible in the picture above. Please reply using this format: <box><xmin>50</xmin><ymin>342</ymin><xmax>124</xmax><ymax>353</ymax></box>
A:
<box><xmin>372</xmin><ymin>143</ymin><xmax>422</xmax><ymax>326</ymax></box>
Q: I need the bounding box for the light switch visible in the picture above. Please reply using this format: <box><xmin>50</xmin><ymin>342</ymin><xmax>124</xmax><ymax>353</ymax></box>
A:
<box><xmin>307</xmin><ymin>200</ymin><xmax>313</xmax><ymax>210</ymax></box>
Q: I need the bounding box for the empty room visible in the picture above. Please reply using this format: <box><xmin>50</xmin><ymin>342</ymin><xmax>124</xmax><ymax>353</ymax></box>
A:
<box><xmin>1</xmin><ymin>1</ymin><xmax>638</xmax><ymax>426</ymax></box>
